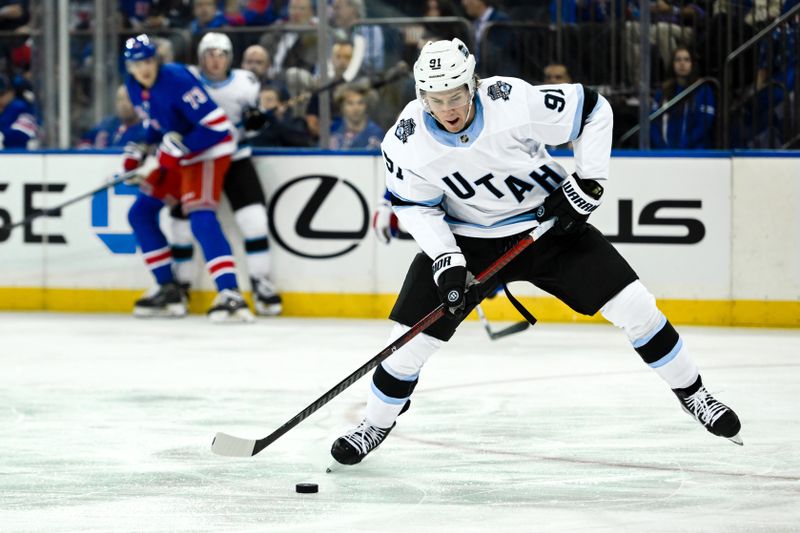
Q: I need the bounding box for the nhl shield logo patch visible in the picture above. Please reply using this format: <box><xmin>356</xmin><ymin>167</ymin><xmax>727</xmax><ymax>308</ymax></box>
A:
<box><xmin>394</xmin><ymin>118</ymin><xmax>416</xmax><ymax>143</ymax></box>
<box><xmin>487</xmin><ymin>81</ymin><xmax>512</xmax><ymax>101</ymax></box>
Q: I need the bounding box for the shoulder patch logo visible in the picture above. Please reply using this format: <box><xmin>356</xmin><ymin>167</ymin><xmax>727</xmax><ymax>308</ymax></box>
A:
<box><xmin>394</xmin><ymin>118</ymin><xmax>416</xmax><ymax>143</ymax></box>
<box><xmin>487</xmin><ymin>81</ymin><xmax>512</xmax><ymax>101</ymax></box>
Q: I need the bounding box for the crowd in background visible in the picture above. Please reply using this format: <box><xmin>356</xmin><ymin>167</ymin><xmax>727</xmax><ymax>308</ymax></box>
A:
<box><xmin>0</xmin><ymin>0</ymin><xmax>798</xmax><ymax>151</ymax></box>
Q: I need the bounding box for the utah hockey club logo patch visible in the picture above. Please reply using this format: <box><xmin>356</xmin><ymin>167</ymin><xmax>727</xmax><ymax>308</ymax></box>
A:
<box><xmin>394</xmin><ymin>118</ymin><xmax>416</xmax><ymax>143</ymax></box>
<box><xmin>488</xmin><ymin>81</ymin><xmax>512</xmax><ymax>101</ymax></box>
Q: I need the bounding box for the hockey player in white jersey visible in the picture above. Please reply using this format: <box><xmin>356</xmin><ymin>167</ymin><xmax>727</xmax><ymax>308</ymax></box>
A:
<box><xmin>170</xmin><ymin>32</ymin><xmax>282</xmax><ymax>316</ymax></box>
<box><xmin>330</xmin><ymin>38</ymin><xmax>742</xmax><ymax>467</ymax></box>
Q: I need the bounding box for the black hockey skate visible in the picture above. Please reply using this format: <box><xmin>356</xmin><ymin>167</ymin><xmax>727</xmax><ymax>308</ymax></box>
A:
<box><xmin>674</xmin><ymin>376</ymin><xmax>743</xmax><ymax>445</ymax></box>
<box><xmin>133</xmin><ymin>282</ymin><xmax>187</xmax><ymax>318</ymax></box>
<box><xmin>330</xmin><ymin>400</ymin><xmax>411</xmax><ymax>466</ymax></box>
<box><xmin>207</xmin><ymin>289</ymin><xmax>254</xmax><ymax>323</ymax></box>
<box><xmin>250</xmin><ymin>276</ymin><xmax>282</xmax><ymax>316</ymax></box>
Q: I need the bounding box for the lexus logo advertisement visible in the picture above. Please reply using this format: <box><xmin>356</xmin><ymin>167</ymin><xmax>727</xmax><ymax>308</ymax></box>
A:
<box><xmin>267</xmin><ymin>175</ymin><xmax>369</xmax><ymax>259</ymax></box>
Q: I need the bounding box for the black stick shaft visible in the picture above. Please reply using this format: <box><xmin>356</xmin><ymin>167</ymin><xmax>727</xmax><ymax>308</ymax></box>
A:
<box><xmin>250</xmin><ymin>234</ymin><xmax>535</xmax><ymax>455</ymax></box>
<box><xmin>2</xmin><ymin>169</ymin><xmax>139</xmax><ymax>231</ymax></box>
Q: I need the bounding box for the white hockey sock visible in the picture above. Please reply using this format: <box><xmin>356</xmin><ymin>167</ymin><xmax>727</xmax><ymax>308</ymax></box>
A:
<box><xmin>234</xmin><ymin>204</ymin><xmax>271</xmax><ymax>278</ymax></box>
<box><xmin>170</xmin><ymin>216</ymin><xmax>196</xmax><ymax>286</ymax></box>
<box><xmin>364</xmin><ymin>322</ymin><xmax>442</xmax><ymax>428</ymax></box>
<box><xmin>601</xmin><ymin>281</ymin><xmax>698</xmax><ymax>390</ymax></box>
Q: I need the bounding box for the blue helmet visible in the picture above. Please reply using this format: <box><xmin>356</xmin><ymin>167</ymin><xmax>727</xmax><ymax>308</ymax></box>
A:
<box><xmin>123</xmin><ymin>34</ymin><xmax>156</xmax><ymax>62</ymax></box>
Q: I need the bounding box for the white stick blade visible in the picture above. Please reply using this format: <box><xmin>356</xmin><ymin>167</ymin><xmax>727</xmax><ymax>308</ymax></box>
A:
<box><xmin>211</xmin><ymin>432</ymin><xmax>257</xmax><ymax>457</ymax></box>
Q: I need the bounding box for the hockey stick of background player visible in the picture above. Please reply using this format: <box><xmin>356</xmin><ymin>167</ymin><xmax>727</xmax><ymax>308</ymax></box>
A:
<box><xmin>211</xmin><ymin>219</ymin><xmax>555</xmax><ymax>458</ymax></box>
<box><xmin>0</xmin><ymin>168</ymin><xmax>141</xmax><ymax>239</ymax></box>
<box><xmin>286</xmin><ymin>61</ymin><xmax>410</xmax><ymax>107</ymax></box>
<box><xmin>475</xmin><ymin>303</ymin><xmax>530</xmax><ymax>340</ymax></box>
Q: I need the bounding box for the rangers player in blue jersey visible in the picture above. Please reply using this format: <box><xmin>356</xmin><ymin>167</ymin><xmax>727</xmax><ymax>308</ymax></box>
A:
<box><xmin>330</xmin><ymin>38</ymin><xmax>742</xmax><ymax>467</ymax></box>
<box><xmin>122</xmin><ymin>34</ymin><xmax>253</xmax><ymax>322</ymax></box>
<box><xmin>169</xmin><ymin>32</ymin><xmax>283</xmax><ymax>317</ymax></box>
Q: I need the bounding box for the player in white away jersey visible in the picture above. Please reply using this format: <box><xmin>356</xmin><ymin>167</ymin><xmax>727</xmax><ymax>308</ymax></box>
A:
<box><xmin>169</xmin><ymin>32</ymin><xmax>282</xmax><ymax>316</ymax></box>
<box><xmin>330</xmin><ymin>38</ymin><xmax>742</xmax><ymax>467</ymax></box>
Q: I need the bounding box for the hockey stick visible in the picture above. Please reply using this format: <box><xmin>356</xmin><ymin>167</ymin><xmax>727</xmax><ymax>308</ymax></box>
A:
<box><xmin>211</xmin><ymin>220</ymin><xmax>554</xmax><ymax>458</ymax></box>
<box><xmin>475</xmin><ymin>304</ymin><xmax>530</xmax><ymax>340</ymax></box>
<box><xmin>0</xmin><ymin>168</ymin><xmax>141</xmax><ymax>238</ymax></box>
<box><xmin>288</xmin><ymin>60</ymin><xmax>409</xmax><ymax>107</ymax></box>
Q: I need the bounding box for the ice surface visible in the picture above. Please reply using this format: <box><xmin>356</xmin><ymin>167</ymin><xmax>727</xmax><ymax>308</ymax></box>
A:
<box><xmin>1</xmin><ymin>313</ymin><xmax>798</xmax><ymax>532</ymax></box>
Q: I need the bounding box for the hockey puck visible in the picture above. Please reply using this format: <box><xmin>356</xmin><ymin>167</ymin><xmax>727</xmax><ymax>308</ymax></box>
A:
<box><xmin>295</xmin><ymin>483</ymin><xmax>318</xmax><ymax>494</ymax></box>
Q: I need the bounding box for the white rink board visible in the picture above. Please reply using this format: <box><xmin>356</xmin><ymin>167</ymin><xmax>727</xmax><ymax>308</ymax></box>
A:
<box><xmin>731</xmin><ymin>157</ymin><xmax>800</xmax><ymax>300</ymax></box>
<box><xmin>0</xmin><ymin>152</ymin><xmax>795</xmax><ymax>302</ymax></box>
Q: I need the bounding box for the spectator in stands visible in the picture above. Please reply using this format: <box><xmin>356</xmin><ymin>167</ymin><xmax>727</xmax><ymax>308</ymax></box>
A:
<box><xmin>0</xmin><ymin>74</ymin><xmax>38</xmax><ymax>149</ymax></box>
<box><xmin>189</xmin><ymin>0</ymin><xmax>227</xmax><ymax>34</ymax></box>
<box><xmin>743</xmin><ymin>1</ymin><xmax>797</xmax><ymax>147</ymax></box>
<box><xmin>543</xmin><ymin>62</ymin><xmax>573</xmax><ymax>84</ymax></box>
<box><xmin>151</xmin><ymin>36</ymin><xmax>176</xmax><ymax>63</ymax></box>
<box><xmin>624</xmin><ymin>0</ymin><xmax>703</xmax><ymax>86</ymax></box>
<box><xmin>304</xmin><ymin>39</ymin><xmax>353</xmax><ymax>139</ymax></box>
<box><xmin>120</xmin><ymin>0</ymin><xmax>153</xmax><ymax>29</ymax></box>
<box><xmin>548</xmin><ymin>0</ymin><xmax>622</xmax><ymax>24</ymax></box>
<box><xmin>263</xmin><ymin>0</ymin><xmax>318</xmax><ymax>79</ymax></box>
<box><xmin>329</xmin><ymin>84</ymin><xmax>382</xmax><ymax>150</ymax></box>
<box><xmin>224</xmin><ymin>0</ymin><xmax>280</xmax><ymax>26</ymax></box>
<box><xmin>650</xmin><ymin>46</ymin><xmax>715</xmax><ymax>149</ymax></box>
<box><xmin>78</xmin><ymin>85</ymin><xmax>146</xmax><ymax>149</ymax></box>
<box><xmin>250</xmin><ymin>85</ymin><xmax>312</xmax><ymax>147</ymax></box>
<box><xmin>0</xmin><ymin>0</ymin><xmax>29</xmax><ymax>31</ymax></box>
<box><xmin>331</xmin><ymin>0</ymin><xmax>385</xmax><ymax>73</ymax></box>
<box><xmin>149</xmin><ymin>0</ymin><xmax>193</xmax><ymax>28</ymax></box>
<box><xmin>241</xmin><ymin>44</ymin><xmax>272</xmax><ymax>84</ymax></box>
<box><xmin>402</xmin><ymin>0</ymin><xmax>466</xmax><ymax>62</ymax></box>
<box><xmin>461</xmin><ymin>0</ymin><xmax>514</xmax><ymax>75</ymax></box>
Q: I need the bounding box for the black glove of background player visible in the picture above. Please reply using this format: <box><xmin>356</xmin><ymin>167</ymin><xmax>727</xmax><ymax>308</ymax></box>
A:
<box><xmin>243</xmin><ymin>107</ymin><xmax>269</xmax><ymax>131</ymax></box>
<box><xmin>536</xmin><ymin>173</ymin><xmax>604</xmax><ymax>234</ymax></box>
<box><xmin>432</xmin><ymin>252</ymin><xmax>476</xmax><ymax>316</ymax></box>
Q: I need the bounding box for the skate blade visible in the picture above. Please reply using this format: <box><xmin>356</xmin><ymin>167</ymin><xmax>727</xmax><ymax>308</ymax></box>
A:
<box><xmin>326</xmin><ymin>459</ymin><xmax>345</xmax><ymax>473</ymax></box>
<box><xmin>133</xmin><ymin>305</ymin><xmax>187</xmax><ymax>318</ymax></box>
<box><xmin>728</xmin><ymin>433</ymin><xmax>744</xmax><ymax>446</ymax></box>
<box><xmin>254</xmin><ymin>301</ymin><xmax>282</xmax><ymax>317</ymax></box>
<box><xmin>208</xmin><ymin>309</ymin><xmax>255</xmax><ymax>323</ymax></box>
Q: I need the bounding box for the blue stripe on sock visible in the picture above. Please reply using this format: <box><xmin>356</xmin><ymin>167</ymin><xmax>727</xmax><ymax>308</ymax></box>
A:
<box><xmin>648</xmin><ymin>338</ymin><xmax>683</xmax><ymax>368</ymax></box>
<box><xmin>632</xmin><ymin>314</ymin><xmax>667</xmax><ymax>348</ymax></box>
<box><xmin>371</xmin><ymin>382</ymin><xmax>408</xmax><ymax>405</ymax></box>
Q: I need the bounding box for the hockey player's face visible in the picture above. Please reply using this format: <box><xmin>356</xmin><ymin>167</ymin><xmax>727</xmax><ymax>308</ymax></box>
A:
<box><xmin>425</xmin><ymin>86</ymin><xmax>473</xmax><ymax>132</ymax></box>
<box><xmin>202</xmin><ymin>49</ymin><xmax>230</xmax><ymax>80</ymax></box>
<box><xmin>128</xmin><ymin>57</ymin><xmax>158</xmax><ymax>88</ymax></box>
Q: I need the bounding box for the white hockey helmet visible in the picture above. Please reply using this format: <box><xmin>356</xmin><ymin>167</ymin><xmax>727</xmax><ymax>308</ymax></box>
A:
<box><xmin>198</xmin><ymin>32</ymin><xmax>233</xmax><ymax>60</ymax></box>
<box><xmin>413</xmin><ymin>38</ymin><xmax>476</xmax><ymax>101</ymax></box>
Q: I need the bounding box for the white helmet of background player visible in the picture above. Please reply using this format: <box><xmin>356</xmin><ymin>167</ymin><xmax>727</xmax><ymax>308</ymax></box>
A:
<box><xmin>413</xmin><ymin>38</ymin><xmax>477</xmax><ymax>111</ymax></box>
<box><xmin>197</xmin><ymin>32</ymin><xmax>233</xmax><ymax>68</ymax></box>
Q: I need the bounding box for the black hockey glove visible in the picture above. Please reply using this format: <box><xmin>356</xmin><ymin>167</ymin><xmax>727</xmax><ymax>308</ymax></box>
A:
<box><xmin>243</xmin><ymin>107</ymin><xmax>269</xmax><ymax>131</ymax></box>
<box><xmin>535</xmin><ymin>173</ymin><xmax>604</xmax><ymax>234</ymax></box>
<box><xmin>432</xmin><ymin>252</ymin><xmax>477</xmax><ymax>316</ymax></box>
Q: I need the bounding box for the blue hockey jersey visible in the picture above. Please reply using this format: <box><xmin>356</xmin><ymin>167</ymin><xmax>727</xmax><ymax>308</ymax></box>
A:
<box><xmin>0</xmin><ymin>96</ymin><xmax>38</xmax><ymax>149</ymax></box>
<box><xmin>125</xmin><ymin>63</ymin><xmax>235</xmax><ymax>164</ymax></box>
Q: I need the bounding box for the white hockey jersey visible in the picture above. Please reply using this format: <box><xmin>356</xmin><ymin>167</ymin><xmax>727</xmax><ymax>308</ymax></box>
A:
<box><xmin>189</xmin><ymin>66</ymin><xmax>260</xmax><ymax>161</ymax></box>
<box><xmin>380</xmin><ymin>76</ymin><xmax>613</xmax><ymax>261</ymax></box>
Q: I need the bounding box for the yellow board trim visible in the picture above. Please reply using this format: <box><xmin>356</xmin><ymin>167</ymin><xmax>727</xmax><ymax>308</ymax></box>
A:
<box><xmin>0</xmin><ymin>288</ymin><xmax>797</xmax><ymax>328</ymax></box>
